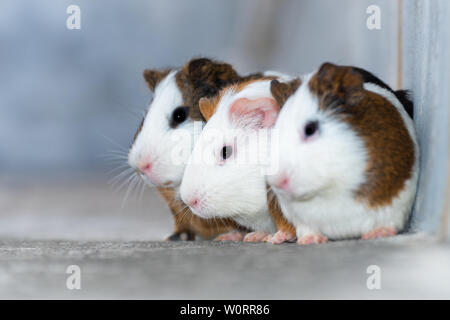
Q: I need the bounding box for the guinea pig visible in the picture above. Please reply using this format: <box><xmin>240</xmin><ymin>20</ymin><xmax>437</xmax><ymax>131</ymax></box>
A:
<box><xmin>128</xmin><ymin>57</ymin><xmax>251</xmax><ymax>240</ymax></box>
<box><xmin>180</xmin><ymin>74</ymin><xmax>294</xmax><ymax>242</ymax></box>
<box><xmin>267</xmin><ymin>62</ymin><xmax>419</xmax><ymax>245</ymax></box>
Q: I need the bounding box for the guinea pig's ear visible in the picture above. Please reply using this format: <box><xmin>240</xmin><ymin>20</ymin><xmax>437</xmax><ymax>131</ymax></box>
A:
<box><xmin>143</xmin><ymin>69</ymin><xmax>171</xmax><ymax>92</ymax></box>
<box><xmin>229</xmin><ymin>97</ymin><xmax>280</xmax><ymax>130</ymax></box>
<box><xmin>188</xmin><ymin>58</ymin><xmax>240</xmax><ymax>97</ymax></box>
<box><xmin>311</xmin><ymin>63</ymin><xmax>364</xmax><ymax>106</ymax></box>
<box><xmin>199</xmin><ymin>97</ymin><xmax>218</xmax><ymax>121</ymax></box>
<box><xmin>270</xmin><ymin>78</ymin><xmax>301</xmax><ymax>107</ymax></box>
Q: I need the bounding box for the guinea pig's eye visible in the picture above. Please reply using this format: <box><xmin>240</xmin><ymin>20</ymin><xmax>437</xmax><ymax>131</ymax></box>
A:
<box><xmin>170</xmin><ymin>106</ymin><xmax>189</xmax><ymax>128</ymax></box>
<box><xmin>303</xmin><ymin>120</ymin><xmax>319</xmax><ymax>139</ymax></box>
<box><xmin>221</xmin><ymin>145</ymin><xmax>233</xmax><ymax>160</ymax></box>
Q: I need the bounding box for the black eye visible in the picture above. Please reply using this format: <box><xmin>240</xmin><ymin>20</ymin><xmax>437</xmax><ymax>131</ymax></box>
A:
<box><xmin>304</xmin><ymin>120</ymin><xmax>319</xmax><ymax>138</ymax></box>
<box><xmin>221</xmin><ymin>146</ymin><xmax>233</xmax><ymax>160</ymax></box>
<box><xmin>170</xmin><ymin>106</ymin><xmax>189</xmax><ymax>128</ymax></box>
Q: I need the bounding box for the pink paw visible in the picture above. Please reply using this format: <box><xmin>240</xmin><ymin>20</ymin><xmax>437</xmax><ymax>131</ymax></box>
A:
<box><xmin>361</xmin><ymin>227</ymin><xmax>396</xmax><ymax>240</ymax></box>
<box><xmin>297</xmin><ymin>234</ymin><xmax>328</xmax><ymax>245</ymax></box>
<box><xmin>214</xmin><ymin>231</ymin><xmax>244</xmax><ymax>242</ymax></box>
<box><xmin>243</xmin><ymin>231</ymin><xmax>270</xmax><ymax>242</ymax></box>
<box><xmin>264</xmin><ymin>230</ymin><xmax>297</xmax><ymax>244</ymax></box>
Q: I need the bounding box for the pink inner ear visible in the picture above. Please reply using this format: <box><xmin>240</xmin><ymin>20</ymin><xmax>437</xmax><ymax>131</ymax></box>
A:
<box><xmin>229</xmin><ymin>97</ymin><xmax>280</xmax><ymax>129</ymax></box>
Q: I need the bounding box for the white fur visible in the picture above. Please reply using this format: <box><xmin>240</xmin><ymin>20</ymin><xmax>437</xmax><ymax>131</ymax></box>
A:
<box><xmin>268</xmin><ymin>75</ymin><xmax>419</xmax><ymax>240</ymax></box>
<box><xmin>180</xmin><ymin>79</ymin><xmax>287</xmax><ymax>232</ymax></box>
<box><xmin>128</xmin><ymin>70</ymin><xmax>203</xmax><ymax>190</ymax></box>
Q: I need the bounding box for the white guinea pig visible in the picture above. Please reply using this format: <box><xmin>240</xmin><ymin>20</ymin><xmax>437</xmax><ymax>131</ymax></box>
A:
<box><xmin>267</xmin><ymin>62</ymin><xmax>419</xmax><ymax>245</ymax></box>
<box><xmin>180</xmin><ymin>74</ymin><xmax>292</xmax><ymax>241</ymax></box>
<box><xmin>128</xmin><ymin>58</ymin><xmax>248</xmax><ymax>240</ymax></box>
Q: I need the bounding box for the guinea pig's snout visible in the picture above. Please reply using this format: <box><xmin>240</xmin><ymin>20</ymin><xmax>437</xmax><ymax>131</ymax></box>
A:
<box><xmin>181</xmin><ymin>191</ymin><xmax>207</xmax><ymax>215</ymax></box>
<box><xmin>271</xmin><ymin>173</ymin><xmax>291</xmax><ymax>192</ymax></box>
<box><xmin>139</xmin><ymin>161</ymin><xmax>152</xmax><ymax>175</ymax></box>
<box><xmin>138</xmin><ymin>160</ymin><xmax>161</xmax><ymax>184</ymax></box>
<box><xmin>186</xmin><ymin>196</ymin><xmax>200</xmax><ymax>208</ymax></box>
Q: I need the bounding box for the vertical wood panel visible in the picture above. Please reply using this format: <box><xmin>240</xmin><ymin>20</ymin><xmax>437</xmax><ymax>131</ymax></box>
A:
<box><xmin>402</xmin><ymin>0</ymin><xmax>450</xmax><ymax>236</ymax></box>
<box><xmin>397</xmin><ymin>0</ymin><xmax>403</xmax><ymax>89</ymax></box>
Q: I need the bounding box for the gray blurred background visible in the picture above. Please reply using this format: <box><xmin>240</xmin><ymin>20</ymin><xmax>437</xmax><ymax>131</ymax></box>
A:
<box><xmin>0</xmin><ymin>0</ymin><xmax>422</xmax><ymax>241</ymax></box>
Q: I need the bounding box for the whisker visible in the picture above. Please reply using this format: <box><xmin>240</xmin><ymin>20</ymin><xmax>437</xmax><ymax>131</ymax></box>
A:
<box><xmin>100</xmin><ymin>155</ymin><xmax>129</xmax><ymax>162</ymax></box>
<box><xmin>138</xmin><ymin>178</ymin><xmax>146</xmax><ymax>204</ymax></box>
<box><xmin>179</xmin><ymin>207</ymin><xmax>191</xmax><ymax>224</ymax></box>
<box><xmin>97</xmin><ymin>150</ymin><xmax>128</xmax><ymax>158</ymax></box>
<box><xmin>213</xmin><ymin>217</ymin><xmax>220</xmax><ymax>233</ymax></box>
<box><xmin>97</xmin><ymin>155</ymin><xmax>127</xmax><ymax>162</ymax></box>
<box><xmin>174</xmin><ymin>204</ymin><xmax>189</xmax><ymax>216</ymax></box>
<box><xmin>113</xmin><ymin>104</ymin><xmax>146</xmax><ymax>121</ymax></box>
<box><xmin>98</xmin><ymin>133</ymin><xmax>129</xmax><ymax>152</ymax></box>
<box><xmin>107</xmin><ymin>164</ymin><xmax>131</xmax><ymax>176</ymax></box>
<box><xmin>114</xmin><ymin>170</ymin><xmax>136</xmax><ymax>192</ymax></box>
<box><xmin>102</xmin><ymin>159</ymin><xmax>128</xmax><ymax>166</ymax></box>
<box><xmin>109</xmin><ymin>167</ymin><xmax>135</xmax><ymax>187</ymax></box>
<box><xmin>122</xmin><ymin>174</ymin><xmax>140</xmax><ymax>208</ymax></box>
<box><xmin>105</xmin><ymin>149</ymin><xmax>128</xmax><ymax>156</ymax></box>
<box><xmin>188</xmin><ymin>211</ymin><xmax>194</xmax><ymax>227</ymax></box>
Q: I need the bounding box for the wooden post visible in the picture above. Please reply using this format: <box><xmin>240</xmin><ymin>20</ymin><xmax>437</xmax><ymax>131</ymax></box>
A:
<box><xmin>401</xmin><ymin>0</ymin><xmax>450</xmax><ymax>238</ymax></box>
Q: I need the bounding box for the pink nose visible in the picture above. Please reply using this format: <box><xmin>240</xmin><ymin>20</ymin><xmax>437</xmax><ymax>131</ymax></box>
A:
<box><xmin>187</xmin><ymin>197</ymin><xmax>200</xmax><ymax>208</ymax></box>
<box><xmin>274</xmin><ymin>175</ymin><xmax>290</xmax><ymax>191</ymax></box>
<box><xmin>140</xmin><ymin>162</ymin><xmax>152</xmax><ymax>175</ymax></box>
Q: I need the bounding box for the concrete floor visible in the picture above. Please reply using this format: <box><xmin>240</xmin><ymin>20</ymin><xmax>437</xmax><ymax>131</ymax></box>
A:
<box><xmin>0</xmin><ymin>180</ymin><xmax>449</xmax><ymax>299</ymax></box>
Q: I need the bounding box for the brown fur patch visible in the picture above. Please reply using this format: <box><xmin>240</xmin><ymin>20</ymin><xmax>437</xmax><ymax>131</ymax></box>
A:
<box><xmin>143</xmin><ymin>68</ymin><xmax>172</xmax><ymax>91</ymax></box>
<box><xmin>132</xmin><ymin>116</ymin><xmax>146</xmax><ymax>145</ymax></box>
<box><xmin>309</xmin><ymin>63</ymin><xmax>415</xmax><ymax>208</ymax></box>
<box><xmin>158</xmin><ymin>187</ymin><xmax>244</xmax><ymax>239</ymax></box>
<box><xmin>177</xmin><ymin>58</ymin><xmax>241</xmax><ymax>121</ymax></box>
<box><xmin>270</xmin><ymin>78</ymin><xmax>301</xmax><ymax>107</ymax></box>
<box><xmin>308</xmin><ymin>63</ymin><xmax>365</xmax><ymax>110</ymax></box>
<box><xmin>266</xmin><ymin>186</ymin><xmax>296</xmax><ymax>234</ymax></box>
<box><xmin>199</xmin><ymin>96</ymin><xmax>220</xmax><ymax>121</ymax></box>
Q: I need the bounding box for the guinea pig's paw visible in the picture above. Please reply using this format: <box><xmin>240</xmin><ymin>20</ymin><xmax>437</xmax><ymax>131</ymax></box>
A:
<box><xmin>165</xmin><ymin>232</ymin><xmax>196</xmax><ymax>241</ymax></box>
<box><xmin>297</xmin><ymin>234</ymin><xmax>328</xmax><ymax>245</ymax></box>
<box><xmin>361</xmin><ymin>227</ymin><xmax>397</xmax><ymax>240</ymax></box>
<box><xmin>165</xmin><ymin>233</ymin><xmax>182</xmax><ymax>241</ymax></box>
<box><xmin>243</xmin><ymin>231</ymin><xmax>270</xmax><ymax>242</ymax></box>
<box><xmin>214</xmin><ymin>231</ymin><xmax>244</xmax><ymax>242</ymax></box>
<box><xmin>265</xmin><ymin>230</ymin><xmax>297</xmax><ymax>244</ymax></box>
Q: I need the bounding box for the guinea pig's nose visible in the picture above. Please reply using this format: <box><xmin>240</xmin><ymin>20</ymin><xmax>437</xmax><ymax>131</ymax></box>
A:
<box><xmin>186</xmin><ymin>197</ymin><xmax>200</xmax><ymax>208</ymax></box>
<box><xmin>274</xmin><ymin>174</ymin><xmax>290</xmax><ymax>191</ymax></box>
<box><xmin>139</xmin><ymin>162</ymin><xmax>152</xmax><ymax>175</ymax></box>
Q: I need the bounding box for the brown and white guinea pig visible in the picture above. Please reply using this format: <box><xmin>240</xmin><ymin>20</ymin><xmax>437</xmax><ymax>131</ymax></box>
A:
<box><xmin>128</xmin><ymin>58</ymin><xmax>254</xmax><ymax>240</ymax></box>
<box><xmin>267</xmin><ymin>62</ymin><xmax>419</xmax><ymax>245</ymax></box>
<box><xmin>179</xmin><ymin>73</ymin><xmax>295</xmax><ymax>242</ymax></box>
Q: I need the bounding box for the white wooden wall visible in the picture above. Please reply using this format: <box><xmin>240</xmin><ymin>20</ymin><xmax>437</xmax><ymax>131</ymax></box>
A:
<box><xmin>402</xmin><ymin>0</ymin><xmax>450</xmax><ymax>237</ymax></box>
